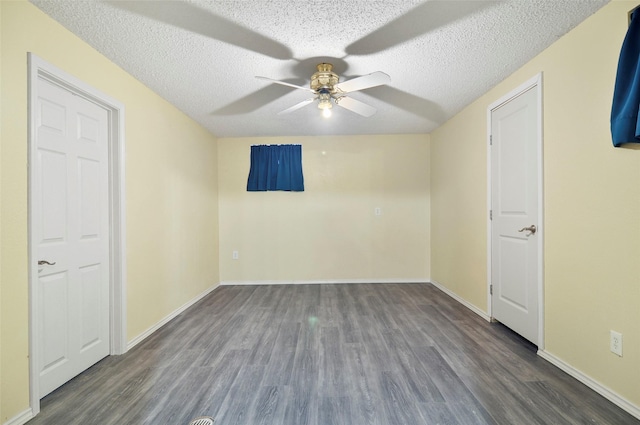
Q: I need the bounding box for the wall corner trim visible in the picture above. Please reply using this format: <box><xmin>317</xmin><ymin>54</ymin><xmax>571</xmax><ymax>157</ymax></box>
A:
<box><xmin>538</xmin><ymin>350</ymin><xmax>640</xmax><ymax>420</ymax></box>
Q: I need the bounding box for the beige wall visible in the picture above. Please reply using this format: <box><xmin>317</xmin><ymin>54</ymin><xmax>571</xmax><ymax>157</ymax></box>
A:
<box><xmin>430</xmin><ymin>103</ymin><xmax>488</xmax><ymax>309</ymax></box>
<box><xmin>218</xmin><ymin>135</ymin><xmax>430</xmax><ymax>283</ymax></box>
<box><xmin>431</xmin><ymin>0</ymin><xmax>640</xmax><ymax>409</ymax></box>
<box><xmin>0</xmin><ymin>2</ymin><xmax>219</xmax><ymax>421</ymax></box>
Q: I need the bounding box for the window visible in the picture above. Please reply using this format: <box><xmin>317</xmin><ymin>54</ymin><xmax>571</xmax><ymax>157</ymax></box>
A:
<box><xmin>247</xmin><ymin>144</ymin><xmax>304</xmax><ymax>191</ymax></box>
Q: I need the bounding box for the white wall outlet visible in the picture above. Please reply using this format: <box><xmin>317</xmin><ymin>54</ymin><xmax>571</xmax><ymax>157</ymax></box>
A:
<box><xmin>374</xmin><ymin>207</ymin><xmax>382</xmax><ymax>216</ymax></box>
<box><xmin>232</xmin><ymin>250</ymin><xmax>239</xmax><ymax>260</ymax></box>
<box><xmin>610</xmin><ymin>330</ymin><xmax>623</xmax><ymax>357</ymax></box>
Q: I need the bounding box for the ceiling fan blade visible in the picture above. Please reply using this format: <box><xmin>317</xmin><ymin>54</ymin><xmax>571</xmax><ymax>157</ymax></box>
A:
<box><xmin>334</xmin><ymin>72</ymin><xmax>390</xmax><ymax>93</ymax></box>
<box><xmin>335</xmin><ymin>96</ymin><xmax>377</xmax><ymax>117</ymax></box>
<box><xmin>212</xmin><ymin>84</ymin><xmax>302</xmax><ymax>115</ymax></box>
<box><xmin>278</xmin><ymin>98</ymin><xmax>316</xmax><ymax>115</ymax></box>
<box><xmin>363</xmin><ymin>86</ymin><xmax>446</xmax><ymax>121</ymax></box>
<box><xmin>256</xmin><ymin>76</ymin><xmax>316</xmax><ymax>93</ymax></box>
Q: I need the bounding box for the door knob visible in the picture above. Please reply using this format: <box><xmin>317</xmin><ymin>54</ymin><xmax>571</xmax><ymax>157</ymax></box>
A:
<box><xmin>38</xmin><ymin>260</ymin><xmax>56</xmax><ymax>266</ymax></box>
<box><xmin>518</xmin><ymin>225</ymin><xmax>537</xmax><ymax>235</ymax></box>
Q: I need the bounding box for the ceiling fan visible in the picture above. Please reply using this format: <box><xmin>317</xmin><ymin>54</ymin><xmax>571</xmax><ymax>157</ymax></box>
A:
<box><xmin>256</xmin><ymin>63</ymin><xmax>390</xmax><ymax>118</ymax></box>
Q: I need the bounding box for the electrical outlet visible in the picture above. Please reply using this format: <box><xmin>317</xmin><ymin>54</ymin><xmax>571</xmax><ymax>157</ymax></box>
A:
<box><xmin>610</xmin><ymin>330</ymin><xmax>623</xmax><ymax>357</ymax></box>
<box><xmin>232</xmin><ymin>250</ymin><xmax>239</xmax><ymax>260</ymax></box>
<box><xmin>374</xmin><ymin>207</ymin><xmax>382</xmax><ymax>216</ymax></box>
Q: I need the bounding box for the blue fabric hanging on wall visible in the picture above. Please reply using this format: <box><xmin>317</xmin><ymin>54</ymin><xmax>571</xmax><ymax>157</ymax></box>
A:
<box><xmin>247</xmin><ymin>144</ymin><xmax>304</xmax><ymax>191</ymax></box>
<box><xmin>611</xmin><ymin>10</ymin><xmax>640</xmax><ymax>147</ymax></box>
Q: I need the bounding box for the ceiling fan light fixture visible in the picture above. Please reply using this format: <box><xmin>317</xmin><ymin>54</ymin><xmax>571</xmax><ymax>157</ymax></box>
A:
<box><xmin>317</xmin><ymin>92</ymin><xmax>332</xmax><ymax>118</ymax></box>
<box><xmin>317</xmin><ymin>93</ymin><xmax>333</xmax><ymax>110</ymax></box>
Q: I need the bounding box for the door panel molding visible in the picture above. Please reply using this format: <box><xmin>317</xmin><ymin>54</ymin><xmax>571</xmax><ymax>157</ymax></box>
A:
<box><xmin>27</xmin><ymin>53</ymin><xmax>127</xmax><ymax>416</ymax></box>
<box><xmin>486</xmin><ymin>73</ymin><xmax>544</xmax><ymax>349</ymax></box>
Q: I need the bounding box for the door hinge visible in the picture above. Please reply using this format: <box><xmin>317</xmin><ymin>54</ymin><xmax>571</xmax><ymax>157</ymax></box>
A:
<box><xmin>490</xmin><ymin>284</ymin><xmax>493</xmax><ymax>295</ymax></box>
<box><xmin>490</xmin><ymin>210</ymin><xmax>492</xmax><ymax>220</ymax></box>
<box><xmin>489</xmin><ymin>135</ymin><xmax>493</xmax><ymax>145</ymax></box>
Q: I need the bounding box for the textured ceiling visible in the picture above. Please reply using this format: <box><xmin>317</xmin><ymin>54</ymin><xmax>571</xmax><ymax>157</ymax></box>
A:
<box><xmin>30</xmin><ymin>0</ymin><xmax>609</xmax><ymax>138</ymax></box>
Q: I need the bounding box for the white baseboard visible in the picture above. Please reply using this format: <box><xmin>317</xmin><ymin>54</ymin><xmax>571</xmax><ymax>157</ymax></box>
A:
<box><xmin>127</xmin><ymin>283</ymin><xmax>219</xmax><ymax>351</ymax></box>
<box><xmin>3</xmin><ymin>408</ymin><xmax>33</xmax><ymax>425</ymax></box>
<box><xmin>429</xmin><ymin>279</ymin><xmax>491</xmax><ymax>322</ymax></box>
<box><xmin>426</xmin><ymin>280</ymin><xmax>639</xmax><ymax>420</ymax></box>
<box><xmin>220</xmin><ymin>278</ymin><xmax>428</xmax><ymax>286</ymax></box>
<box><xmin>537</xmin><ymin>350</ymin><xmax>640</xmax><ymax>420</ymax></box>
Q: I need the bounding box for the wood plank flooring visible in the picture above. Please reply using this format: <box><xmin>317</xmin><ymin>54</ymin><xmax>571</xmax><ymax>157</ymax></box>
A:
<box><xmin>27</xmin><ymin>283</ymin><xmax>640</xmax><ymax>425</ymax></box>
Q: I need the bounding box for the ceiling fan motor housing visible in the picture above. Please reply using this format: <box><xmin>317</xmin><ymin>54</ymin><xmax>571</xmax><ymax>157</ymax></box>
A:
<box><xmin>311</xmin><ymin>63</ymin><xmax>339</xmax><ymax>93</ymax></box>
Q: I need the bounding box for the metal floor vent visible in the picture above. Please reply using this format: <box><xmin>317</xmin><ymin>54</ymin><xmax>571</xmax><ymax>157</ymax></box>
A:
<box><xmin>188</xmin><ymin>417</ymin><xmax>214</xmax><ymax>425</ymax></box>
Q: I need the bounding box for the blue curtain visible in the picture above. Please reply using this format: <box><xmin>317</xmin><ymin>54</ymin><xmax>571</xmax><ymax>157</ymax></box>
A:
<box><xmin>247</xmin><ymin>144</ymin><xmax>304</xmax><ymax>191</ymax></box>
<box><xmin>611</xmin><ymin>10</ymin><xmax>640</xmax><ymax>147</ymax></box>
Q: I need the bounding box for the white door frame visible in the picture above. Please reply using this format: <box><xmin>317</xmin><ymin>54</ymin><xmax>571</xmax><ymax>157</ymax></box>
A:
<box><xmin>27</xmin><ymin>53</ymin><xmax>127</xmax><ymax>415</ymax></box>
<box><xmin>486</xmin><ymin>73</ymin><xmax>545</xmax><ymax>350</ymax></box>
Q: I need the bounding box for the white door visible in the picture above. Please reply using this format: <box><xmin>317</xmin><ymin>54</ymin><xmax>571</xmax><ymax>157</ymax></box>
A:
<box><xmin>35</xmin><ymin>76</ymin><xmax>110</xmax><ymax>397</ymax></box>
<box><xmin>490</xmin><ymin>82</ymin><xmax>541</xmax><ymax>345</ymax></box>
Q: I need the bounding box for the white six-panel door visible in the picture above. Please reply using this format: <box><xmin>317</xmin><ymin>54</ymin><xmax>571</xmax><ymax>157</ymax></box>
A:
<box><xmin>490</xmin><ymin>83</ymin><xmax>541</xmax><ymax>345</ymax></box>
<box><xmin>35</xmin><ymin>76</ymin><xmax>110</xmax><ymax>397</ymax></box>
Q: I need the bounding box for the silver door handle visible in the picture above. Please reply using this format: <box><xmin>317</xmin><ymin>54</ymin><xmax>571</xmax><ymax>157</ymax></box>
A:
<box><xmin>38</xmin><ymin>260</ymin><xmax>56</xmax><ymax>266</ymax></box>
<box><xmin>518</xmin><ymin>225</ymin><xmax>537</xmax><ymax>235</ymax></box>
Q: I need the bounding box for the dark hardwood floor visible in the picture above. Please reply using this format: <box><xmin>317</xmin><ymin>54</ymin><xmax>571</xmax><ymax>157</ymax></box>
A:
<box><xmin>28</xmin><ymin>283</ymin><xmax>640</xmax><ymax>425</ymax></box>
